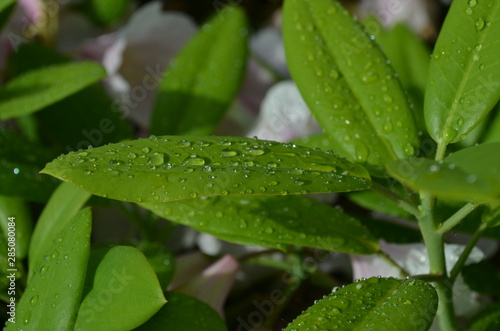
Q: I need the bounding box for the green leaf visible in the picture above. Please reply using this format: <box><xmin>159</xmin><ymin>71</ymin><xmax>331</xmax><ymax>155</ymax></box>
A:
<box><xmin>0</xmin><ymin>195</ymin><xmax>32</xmax><ymax>259</ymax></box>
<box><xmin>284</xmin><ymin>277</ymin><xmax>437</xmax><ymax>331</ymax></box>
<box><xmin>134</xmin><ymin>292</ymin><xmax>227</xmax><ymax>331</ymax></box>
<box><xmin>28</xmin><ymin>183</ymin><xmax>91</xmax><ymax>278</ymax></box>
<box><xmin>468</xmin><ymin>302</ymin><xmax>500</xmax><ymax>331</ymax></box>
<box><xmin>87</xmin><ymin>0</ymin><xmax>130</xmax><ymax>25</ymax></box>
<box><xmin>462</xmin><ymin>261</ymin><xmax>500</xmax><ymax>296</ymax></box>
<box><xmin>74</xmin><ymin>246</ymin><xmax>166</xmax><ymax>331</ymax></box>
<box><xmin>140</xmin><ymin>243</ymin><xmax>176</xmax><ymax>289</ymax></box>
<box><xmin>481</xmin><ymin>103</ymin><xmax>500</xmax><ymax>143</ymax></box>
<box><xmin>6</xmin><ymin>208</ymin><xmax>92</xmax><ymax>331</ymax></box>
<box><xmin>283</xmin><ymin>0</ymin><xmax>419</xmax><ymax>174</ymax></box>
<box><xmin>424</xmin><ymin>0</ymin><xmax>500</xmax><ymax>145</ymax></box>
<box><xmin>387</xmin><ymin>157</ymin><xmax>498</xmax><ymax>202</ymax></box>
<box><xmin>0</xmin><ymin>127</ymin><xmax>59</xmax><ymax>201</ymax></box>
<box><xmin>41</xmin><ymin>136</ymin><xmax>371</xmax><ymax>202</ymax></box>
<box><xmin>0</xmin><ymin>0</ymin><xmax>15</xmax><ymax>30</ymax></box>
<box><xmin>348</xmin><ymin>190</ymin><xmax>411</xmax><ymax>219</ymax></box>
<box><xmin>0</xmin><ymin>62</ymin><xmax>107</xmax><ymax>120</ymax></box>
<box><xmin>143</xmin><ymin>195</ymin><xmax>379</xmax><ymax>254</ymax></box>
<box><xmin>150</xmin><ymin>6</ymin><xmax>248</xmax><ymax>135</ymax></box>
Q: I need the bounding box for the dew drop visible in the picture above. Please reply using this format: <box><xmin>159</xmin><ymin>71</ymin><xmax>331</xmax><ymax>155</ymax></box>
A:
<box><xmin>142</xmin><ymin>147</ymin><xmax>150</xmax><ymax>153</ymax></box>
<box><xmin>265</xmin><ymin>227</ymin><xmax>274</xmax><ymax>234</ymax></box>
<box><xmin>475</xmin><ymin>18</ymin><xmax>485</xmax><ymax>31</ymax></box>
<box><xmin>30</xmin><ymin>295</ymin><xmax>39</xmax><ymax>306</ymax></box>
<box><xmin>184</xmin><ymin>155</ymin><xmax>206</xmax><ymax>166</ymax></box>
<box><xmin>220</xmin><ymin>148</ymin><xmax>238</xmax><ymax>157</ymax></box>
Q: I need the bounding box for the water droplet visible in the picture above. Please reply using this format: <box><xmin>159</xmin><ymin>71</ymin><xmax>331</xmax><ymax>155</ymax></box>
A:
<box><xmin>30</xmin><ymin>295</ymin><xmax>39</xmax><ymax>306</ymax></box>
<box><xmin>457</xmin><ymin>117</ymin><xmax>464</xmax><ymax>127</ymax></box>
<box><xmin>383</xmin><ymin>95</ymin><xmax>393</xmax><ymax>104</ymax></box>
<box><xmin>246</xmin><ymin>148</ymin><xmax>265</xmax><ymax>156</ymax></box>
<box><xmin>468</xmin><ymin>0</ymin><xmax>477</xmax><ymax>7</ymax></box>
<box><xmin>355</xmin><ymin>283</ymin><xmax>363</xmax><ymax>290</ymax></box>
<box><xmin>465</xmin><ymin>7</ymin><xmax>473</xmax><ymax>15</ymax></box>
<box><xmin>183</xmin><ymin>155</ymin><xmax>206</xmax><ymax>166</ymax></box>
<box><xmin>148</xmin><ymin>153</ymin><xmax>164</xmax><ymax>166</ymax></box>
<box><xmin>479</xmin><ymin>64</ymin><xmax>485</xmax><ymax>70</ymax></box>
<box><xmin>475</xmin><ymin>18</ymin><xmax>485</xmax><ymax>31</ymax></box>
<box><xmin>383</xmin><ymin>120</ymin><xmax>393</xmax><ymax>133</ymax></box>
<box><xmin>294</xmin><ymin>180</ymin><xmax>305</xmax><ymax>186</ymax></box>
<box><xmin>239</xmin><ymin>220</ymin><xmax>248</xmax><ymax>229</ymax></box>
<box><xmin>220</xmin><ymin>148</ymin><xmax>238</xmax><ymax>157</ymax></box>
<box><xmin>265</xmin><ymin>227</ymin><xmax>274</xmax><ymax>234</ymax></box>
<box><xmin>24</xmin><ymin>310</ymin><xmax>32</xmax><ymax>325</ymax></box>
<box><xmin>329</xmin><ymin>69</ymin><xmax>340</xmax><ymax>79</ymax></box>
<box><xmin>142</xmin><ymin>147</ymin><xmax>150</xmax><ymax>153</ymax></box>
<box><xmin>404</xmin><ymin>143</ymin><xmax>415</xmax><ymax>156</ymax></box>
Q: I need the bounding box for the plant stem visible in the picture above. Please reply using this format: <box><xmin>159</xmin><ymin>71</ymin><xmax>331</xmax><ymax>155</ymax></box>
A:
<box><xmin>377</xmin><ymin>250</ymin><xmax>410</xmax><ymax>277</ymax></box>
<box><xmin>371</xmin><ymin>181</ymin><xmax>421</xmax><ymax>218</ymax></box>
<box><xmin>418</xmin><ymin>192</ymin><xmax>456</xmax><ymax>331</ymax></box>
<box><xmin>449</xmin><ymin>222</ymin><xmax>487</xmax><ymax>283</ymax></box>
<box><xmin>438</xmin><ymin>202</ymin><xmax>479</xmax><ymax>234</ymax></box>
<box><xmin>435</xmin><ymin>140</ymin><xmax>448</xmax><ymax>161</ymax></box>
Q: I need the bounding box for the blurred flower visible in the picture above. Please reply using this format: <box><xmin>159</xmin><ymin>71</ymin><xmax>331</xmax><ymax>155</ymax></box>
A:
<box><xmin>80</xmin><ymin>1</ymin><xmax>197</xmax><ymax>128</ymax></box>
<box><xmin>247</xmin><ymin>80</ymin><xmax>320</xmax><ymax>142</ymax></box>
<box><xmin>169</xmin><ymin>253</ymin><xmax>239</xmax><ymax>318</ymax></box>
<box><xmin>350</xmin><ymin>241</ymin><xmax>485</xmax><ymax>323</ymax></box>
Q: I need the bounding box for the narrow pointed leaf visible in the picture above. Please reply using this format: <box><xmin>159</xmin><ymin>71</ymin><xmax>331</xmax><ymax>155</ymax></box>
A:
<box><xmin>28</xmin><ymin>183</ymin><xmax>91</xmax><ymax>278</ymax></box>
<box><xmin>41</xmin><ymin>136</ymin><xmax>371</xmax><ymax>202</ymax></box>
<box><xmin>425</xmin><ymin>0</ymin><xmax>500</xmax><ymax>145</ymax></box>
<box><xmin>143</xmin><ymin>195</ymin><xmax>379</xmax><ymax>254</ymax></box>
<box><xmin>387</xmin><ymin>156</ymin><xmax>499</xmax><ymax>202</ymax></box>
<box><xmin>74</xmin><ymin>246</ymin><xmax>166</xmax><ymax>331</ymax></box>
<box><xmin>0</xmin><ymin>62</ymin><xmax>106</xmax><ymax>120</ymax></box>
<box><xmin>6</xmin><ymin>208</ymin><xmax>92</xmax><ymax>331</ymax></box>
<box><xmin>283</xmin><ymin>0</ymin><xmax>419</xmax><ymax>174</ymax></box>
<box><xmin>150</xmin><ymin>6</ymin><xmax>248</xmax><ymax>135</ymax></box>
<box><xmin>134</xmin><ymin>292</ymin><xmax>227</xmax><ymax>331</ymax></box>
<box><xmin>0</xmin><ymin>195</ymin><xmax>32</xmax><ymax>259</ymax></box>
<box><xmin>284</xmin><ymin>277</ymin><xmax>437</xmax><ymax>331</ymax></box>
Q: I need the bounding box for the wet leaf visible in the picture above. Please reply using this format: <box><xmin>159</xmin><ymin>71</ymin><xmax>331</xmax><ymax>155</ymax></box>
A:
<box><xmin>134</xmin><ymin>292</ymin><xmax>227</xmax><ymax>331</ymax></box>
<box><xmin>143</xmin><ymin>195</ymin><xmax>379</xmax><ymax>254</ymax></box>
<box><xmin>425</xmin><ymin>0</ymin><xmax>500</xmax><ymax>145</ymax></box>
<box><xmin>28</xmin><ymin>183</ymin><xmax>91</xmax><ymax>279</ymax></box>
<box><xmin>41</xmin><ymin>136</ymin><xmax>371</xmax><ymax>203</ymax></box>
<box><xmin>284</xmin><ymin>277</ymin><xmax>437</xmax><ymax>331</ymax></box>
<box><xmin>387</xmin><ymin>157</ymin><xmax>498</xmax><ymax>202</ymax></box>
<box><xmin>6</xmin><ymin>208</ymin><xmax>92</xmax><ymax>331</ymax></box>
<box><xmin>283</xmin><ymin>0</ymin><xmax>419</xmax><ymax>174</ymax></box>
<box><xmin>74</xmin><ymin>246</ymin><xmax>166</xmax><ymax>331</ymax></box>
<box><xmin>0</xmin><ymin>62</ymin><xmax>106</xmax><ymax>120</ymax></box>
<box><xmin>150</xmin><ymin>6</ymin><xmax>248</xmax><ymax>135</ymax></box>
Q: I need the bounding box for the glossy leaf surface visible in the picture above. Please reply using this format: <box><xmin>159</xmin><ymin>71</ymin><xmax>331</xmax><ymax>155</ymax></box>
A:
<box><xmin>0</xmin><ymin>195</ymin><xmax>32</xmax><ymax>259</ymax></box>
<box><xmin>283</xmin><ymin>0</ymin><xmax>419</xmax><ymax>173</ymax></box>
<box><xmin>75</xmin><ymin>246</ymin><xmax>166</xmax><ymax>331</ymax></box>
<box><xmin>7</xmin><ymin>208</ymin><xmax>91</xmax><ymax>331</ymax></box>
<box><xmin>143</xmin><ymin>195</ymin><xmax>379</xmax><ymax>254</ymax></box>
<box><xmin>0</xmin><ymin>62</ymin><xmax>106</xmax><ymax>120</ymax></box>
<box><xmin>150</xmin><ymin>6</ymin><xmax>248</xmax><ymax>135</ymax></box>
<box><xmin>28</xmin><ymin>183</ymin><xmax>91</xmax><ymax>278</ymax></box>
<box><xmin>41</xmin><ymin>136</ymin><xmax>371</xmax><ymax>202</ymax></box>
<box><xmin>134</xmin><ymin>292</ymin><xmax>227</xmax><ymax>331</ymax></box>
<box><xmin>425</xmin><ymin>0</ymin><xmax>500</xmax><ymax>145</ymax></box>
<box><xmin>284</xmin><ymin>277</ymin><xmax>437</xmax><ymax>331</ymax></box>
<box><xmin>387</xmin><ymin>158</ymin><xmax>498</xmax><ymax>202</ymax></box>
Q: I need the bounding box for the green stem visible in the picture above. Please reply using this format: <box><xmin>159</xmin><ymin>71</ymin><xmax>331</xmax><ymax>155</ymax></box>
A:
<box><xmin>438</xmin><ymin>202</ymin><xmax>479</xmax><ymax>234</ymax></box>
<box><xmin>435</xmin><ymin>140</ymin><xmax>448</xmax><ymax>161</ymax></box>
<box><xmin>418</xmin><ymin>192</ymin><xmax>456</xmax><ymax>331</ymax></box>
<box><xmin>371</xmin><ymin>182</ymin><xmax>421</xmax><ymax>218</ymax></box>
<box><xmin>449</xmin><ymin>222</ymin><xmax>487</xmax><ymax>283</ymax></box>
<box><xmin>377</xmin><ymin>250</ymin><xmax>410</xmax><ymax>277</ymax></box>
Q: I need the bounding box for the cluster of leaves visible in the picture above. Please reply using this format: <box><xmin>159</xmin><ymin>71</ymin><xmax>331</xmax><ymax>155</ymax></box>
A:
<box><xmin>1</xmin><ymin>0</ymin><xmax>500</xmax><ymax>330</ymax></box>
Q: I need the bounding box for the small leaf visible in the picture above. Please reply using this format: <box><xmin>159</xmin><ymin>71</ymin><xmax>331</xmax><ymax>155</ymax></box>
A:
<box><xmin>41</xmin><ymin>136</ymin><xmax>371</xmax><ymax>203</ymax></box>
<box><xmin>28</xmin><ymin>183</ymin><xmax>91</xmax><ymax>278</ymax></box>
<box><xmin>283</xmin><ymin>0</ymin><xmax>419</xmax><ymax>174</ymax></box>
<box><xmin>150</xmin><ymin>6</ymin><xmax>248</xmax><ymax>135</ymax></box>
<box><xmin>7</xmin><ymin>208</ymin><xmax>92</xmax><ymax>331</ymax></box>
<box><xmin>0</xmin><ymin>62</ymin><xmax>106</xmax><ymax>120</ymax></box>
<box><xmin>134</xmin><ymin>292</ymin><xmax>227</xmax><ymax>331</ymax></box>
<box><xmin>143</xmin><ymin>195</ymin><xmax>379</xmax><ymax>254</ymax></box>
<box><xmin>284</xmin><ymin>277</ymin><xmax>437</xmax><ymax>331</ymax></box>
<box><xmin>424</xmin><ymin>0</ymin><xmax>500</xmax><ymax>145</ymax></box>
<box><xmin>87</xmin><ymin>0</ymin><xmax>130</xmax><ymax>25</ymax></box>
<box><xmin>74</xmin><ymin>246</ymin><xmax>166</xmax><ymax>331</ymax></box>
<box><xmin>348</xmin><ymin>190</ymin><xmax>411</xmax><ymax>219</ymax></box>
<box><xmin>0</xmin><ymin>127</ymin><xmax>59</xmax><ymax>201</ymax></box>
<box><xmin>387</xmin><ymin>157</ymin><xmax>498</xmax><ymax>202</ymax></box>
<box><xmin>0</xmin><ymin>195</ymin><xmax>32</xmax><ymax>259</ymax></box>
